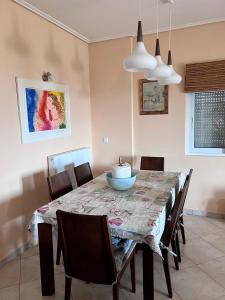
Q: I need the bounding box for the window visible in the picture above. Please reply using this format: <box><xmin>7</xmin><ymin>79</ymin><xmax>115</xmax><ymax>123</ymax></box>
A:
<box><xmin>186</xmin><ymin>91</ymin><xmax>225</xmax><ymax>156</ymax></box>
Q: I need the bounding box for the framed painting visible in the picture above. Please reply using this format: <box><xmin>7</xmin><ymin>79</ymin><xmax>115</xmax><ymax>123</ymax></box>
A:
<box><xmin>139</xmin><ymin>79</ymin><xmax>168</xmax><ymax>115</ymax></box>
<box><xmin>16</xmin><ymin>78</ymin><xmax>71</xmax><ymax>144</ymax></box>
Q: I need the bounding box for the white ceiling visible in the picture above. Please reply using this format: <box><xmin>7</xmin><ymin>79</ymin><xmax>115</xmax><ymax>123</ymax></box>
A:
<box><xmin>14</xmin><ymin>0</ymin><xmax>225</xmax><ymax>43</ymax></box>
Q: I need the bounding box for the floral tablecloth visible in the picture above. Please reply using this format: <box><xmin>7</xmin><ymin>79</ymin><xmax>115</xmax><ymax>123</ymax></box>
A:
<box><xmin>31</xmin><ymin>170</ymin><xmax>184</xmax><ymax>255</ymax></box>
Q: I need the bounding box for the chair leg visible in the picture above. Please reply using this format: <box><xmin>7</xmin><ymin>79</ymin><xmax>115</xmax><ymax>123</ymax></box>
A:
<box><xmin>175</xmin><ymin>232</ymin><xmax>181</xmax><ymax>263</ymax></box>
<box><xmin>162</xmin><ymin>250</ymin><xmax>173</xmax><ymax>299</ymax></box>
<box><xmin>135</xmin><ymin>243</ymin><xmax>143</xmax><ymax>252</ymax></box>
<box><xmin>180</xmin><ymin>216</ymin><xmax>186</xmax><ymax>245</ymax></box>
<box><xmin>171</xmin><ymin>239</ymin><xmax>179</xmax><ymax>271</ymax></box>
<box><xmin>112</xmin><ymin>282</ymin><xmax>119</xmax><ymax>300</ymax></box>
<box><xmin>65</xmin><ymin>276</ymin><xmax>72</xmax><ymax>300</ymax></box>
<box><xmin>56</xmin><ymin>239</ymin><xmax>61</xmax><ymax>265</ymax></box>
<box><xmin>130</xmin><ymin>254</ymin><xmax>136</xmax><ymax>293</ymax></box>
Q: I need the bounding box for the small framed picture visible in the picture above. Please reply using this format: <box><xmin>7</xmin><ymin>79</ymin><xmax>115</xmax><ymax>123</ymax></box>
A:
<box><xmin>138</xmin><ymin>79</ymin><xmax>168</xmax><ymax>115</ymax></box>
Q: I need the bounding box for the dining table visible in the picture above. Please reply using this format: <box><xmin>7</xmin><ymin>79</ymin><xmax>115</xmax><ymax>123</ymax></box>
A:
<box><xmin>30</xmin><ymin>170</ymin><xmax>184</xmax><ymax>300</ymax></box>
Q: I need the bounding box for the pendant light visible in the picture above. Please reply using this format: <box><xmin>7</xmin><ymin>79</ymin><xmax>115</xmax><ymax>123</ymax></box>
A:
<box><xmin>123</xmin><ymin>0</ymin><xmax>157</xmax><ymax>72</ymax></box>
<box><xmin>158</xmin><ymin>3</ymin><xmax>182</xmax><ymax>85</ymax></box>
<box><xmin>144</xmin><ymin>0</ymin><xmax>172</xmax><ymax>80</ymax></box>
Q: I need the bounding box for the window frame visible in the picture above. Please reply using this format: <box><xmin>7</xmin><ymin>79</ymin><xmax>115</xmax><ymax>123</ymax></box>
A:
<box><xmin>186</xmin><ymin>93</ymin><xmax>225</xmax><ymax>156</ymax></box>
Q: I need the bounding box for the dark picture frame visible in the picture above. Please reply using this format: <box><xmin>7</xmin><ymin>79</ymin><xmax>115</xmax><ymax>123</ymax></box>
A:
<box><xmin>138</xmin><ymin>79</ymin><xmax>168</xmax><ymax>115</ymax></box>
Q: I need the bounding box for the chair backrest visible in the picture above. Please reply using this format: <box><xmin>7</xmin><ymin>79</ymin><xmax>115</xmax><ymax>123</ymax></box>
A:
<box><xmin>56</xmin><ymin>210</ymin><xmax>117</xmax><ymax>284</ymax></box>
<box><xmin>47</xmin><ymin>170</ymin><xmax>73</xmax><ymax>201</ymax></box>
<box><xmin>181</xmin><ymin>169</ymin><xmax>193</xmax><ymax>210</ymax></box>
<box><xmin>140</xmin><ymin>156</ymin><xmax>164</xmax><ymax>171</ymax></box>
<box><xmin>161</xmin><ymin>170</ymin><xmax>193</xmax><ymax>247</ymax></box>
<box><xmin>161</xmin><ymin>190</ymin><xmax>183</xmax><ymax>247</ymax></box>
<box><xmin>74</xmin><ymin>162</ymin><xmax>93</xmax><ymax>187</ymax></box>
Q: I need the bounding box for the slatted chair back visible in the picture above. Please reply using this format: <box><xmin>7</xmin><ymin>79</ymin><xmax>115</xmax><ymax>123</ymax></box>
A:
<box><xmin>47</xmin><ymin>171</ymin><xmax>73</xmax><ymax>201</ymax></box>
<box><xmin>74</xmin><ymin>162</ymin><xmax>93</xmax><ymax>187</ymax></box>
<box><xmin>56</xmin><ymin>210</ymin><xmax>117</xmax><ymax>285</ymax></box>
<box><xmin>140</xmin><ymin>156</ymin><xmax>164</xmax><ymax>171</ymax></box>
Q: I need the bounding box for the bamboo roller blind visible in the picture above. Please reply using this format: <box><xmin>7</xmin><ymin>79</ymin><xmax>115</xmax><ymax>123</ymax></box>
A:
<box><xmin>185</xmin><ymin>60</ymin><xmax>225</xmax><ymax>92</ymax></box>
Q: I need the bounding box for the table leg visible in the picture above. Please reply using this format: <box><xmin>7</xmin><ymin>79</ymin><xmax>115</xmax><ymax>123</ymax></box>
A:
<box><xmin>142</xmin><ymin>243</ymin><xmax>154</xmax><ymax>300</ymax></box>
<box><xmin>38</xmin><ymin>223</ymin><xmax>55</xmax><ymax>296</ymax></box>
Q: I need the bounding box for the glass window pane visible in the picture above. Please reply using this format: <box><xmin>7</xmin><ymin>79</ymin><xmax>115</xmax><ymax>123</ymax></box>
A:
<box><xmin>194</xmin><ymin>91</ymin><xmax>225</xmax><ymax>148</ymax></box>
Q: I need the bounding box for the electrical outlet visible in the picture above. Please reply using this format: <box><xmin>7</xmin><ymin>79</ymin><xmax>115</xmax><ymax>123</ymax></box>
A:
<box><xmin>102</xmin><ymin>137</ymin><xmax>109</xmax><ymax>144</ymax></box>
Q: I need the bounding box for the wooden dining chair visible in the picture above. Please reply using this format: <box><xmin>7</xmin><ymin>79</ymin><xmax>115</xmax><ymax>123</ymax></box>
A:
<box><xmin>140</xmin><ymin>156</ymin><xmax>164</xmax><ymax>171</ymax></box>
<box><xmin>162</xmin><ymin>170</ymin><xmax>193</xmax><ymax>267</ymax></box>
<box><xmin>74</xmin><ymin>162</ymin><xmax>93</xmax><ymax>187</ymax></box>
<box><xmin>47</xmin><ymin>171</ymin><xmax>73</xmax><ymax>265</ymax></box>
<box><xmin>56</xmin><ymin>210</ymin><xmax>136</xmax><ymax>300</ymax></box>
<box><xmin>172</xmin><ymin>169</ymin><xmax>193</xmax><ymax>265</ymax></box>
<box><xmin>47</xmin><ymin>170</ymin><xmax>73</xmax><ymax>201</ymax></box>
<box><xmin>178</xmin><ymin>169</ymin><xmax>193</xmax><ymax>246</ymax></box>
<box><xmin>160</xmin><ymin>188</ymin><xmax>185</xmax><ymax>298</ymax></box>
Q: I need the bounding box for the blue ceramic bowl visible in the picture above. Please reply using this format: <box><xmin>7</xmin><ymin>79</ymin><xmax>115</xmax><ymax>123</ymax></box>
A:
<box><xmin>106</xmin><ymin>171</ymin><xmax>137</xmax><ymax>191</ymax></box>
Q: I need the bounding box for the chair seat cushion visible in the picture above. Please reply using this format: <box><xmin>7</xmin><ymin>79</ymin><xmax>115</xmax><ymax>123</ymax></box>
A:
<box><xmin>112</xmin><ymin>237</ymin><xmax>136</xmax><ymax>271</ymax></box>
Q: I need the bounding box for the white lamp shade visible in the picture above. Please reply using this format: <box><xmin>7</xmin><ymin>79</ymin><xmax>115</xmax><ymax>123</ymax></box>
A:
<box><xmin>145</xmin><ymin>55</ymin><xmax>172</xmax><ymax>79</ymax></box>
<box><xmin>158</xmin><ymin>65</ymin><xmax>182</xmax><ymax>85</ymax></box>
<box><xmin>123</xmin><ymin>42</ymin><xmax>157</xmax><ymax>72</ymax></box>
<box><xmin>144</xmin><ymin>71</ymin><xmax>157</xmax><ymax>81</ymax></box>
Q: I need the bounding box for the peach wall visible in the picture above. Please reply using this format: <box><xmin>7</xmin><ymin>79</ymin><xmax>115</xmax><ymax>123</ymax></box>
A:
<box><xmin>89</xmin><ymin>38</ymin><xmax>133</xmax><ymax>174</ymax></box>
<box><xmin>0</xmin><ymin>0</ymin><xmax>92</xmax><ymax>261</ymax></box>
<box><xmin>89</xmin><ymin>21</ymin><xmax>225</xmax><ymax>215</ymax></box>
<box><xmin>2</xmin><ymin>1</ymin><xmax>225</xmax><ymax>262</ymax></box>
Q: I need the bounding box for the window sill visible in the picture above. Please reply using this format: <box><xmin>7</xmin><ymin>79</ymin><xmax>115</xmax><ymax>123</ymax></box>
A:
<box><xmin>185</xmin><ymin>152</ymin><xmax>225</xmax><ymax>157</ymax></box>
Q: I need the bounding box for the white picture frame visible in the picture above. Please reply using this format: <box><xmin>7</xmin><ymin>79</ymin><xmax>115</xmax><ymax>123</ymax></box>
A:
<box><xmin>16</xmin><ymin>78</ymin><xmax>71</xmax><ymax>144</ymax></box>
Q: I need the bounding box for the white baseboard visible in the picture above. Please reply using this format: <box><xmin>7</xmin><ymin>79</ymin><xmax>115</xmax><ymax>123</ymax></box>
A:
<box><xmin>0</xmin><ymin>244</ymin><xmax>28</xmax><ymax>268</ymax></box>
<box><xmin>0</xmin><ymin>240</ymin><xmax>38</xmax><ymax>269</ymax></box>
<box><xmin>184</xmin><ymin>209</ymin><xmax>225</xmax><ymax>219</ymax></box>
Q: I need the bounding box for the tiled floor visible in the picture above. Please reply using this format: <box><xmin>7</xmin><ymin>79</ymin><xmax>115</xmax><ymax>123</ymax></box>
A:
<box><xmin>1</xmin><ymin>215</ymin><xmax>225</xmax><ymax>299</ymax></box>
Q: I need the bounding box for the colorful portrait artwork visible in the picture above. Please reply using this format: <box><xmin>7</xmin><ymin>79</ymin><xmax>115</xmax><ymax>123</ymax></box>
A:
<box><xmin>26</xmin><ymin>89</ymin><xmax>66</xmax><ymax>132</ymax></box>
<box><xmin>16</xmin><ymin>78</ymin><xmax>71</xmax><ymax>144</ymax></box>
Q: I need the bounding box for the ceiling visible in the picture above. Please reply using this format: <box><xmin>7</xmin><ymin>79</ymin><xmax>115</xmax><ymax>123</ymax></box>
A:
<box><xmin>14</xmin><ymin>0</ymin><xmax>225</xmax><ymax>43</ymax></box>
